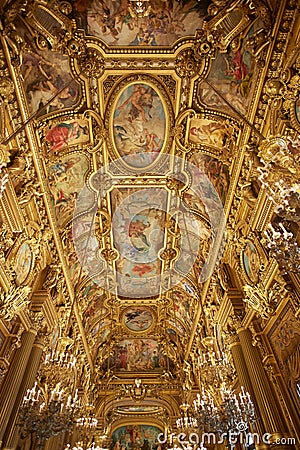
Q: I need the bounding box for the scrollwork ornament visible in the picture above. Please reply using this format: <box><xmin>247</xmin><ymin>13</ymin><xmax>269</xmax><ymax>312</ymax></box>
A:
<box><xmin>0</xmin><ymin>285</ymin><xmax>32</xmax><ymax>321</ymax></box>
<box><xmin>194</xmin><ymin>30</ymin><xmax>215</xmax><ymax>60</ymax></box>
<box><xmin>227</xmin><ymin>311</ymin><xmax>245</xmax><ymax>334</ymax></box>
<box><xmin>55</xmin><ymin>28</ymin><xmax>86</xmax><ymax>58</ymax></box>
<box><xmin>264</xmin><ymin>78</ymin><xmax>286</xmax><ymax>101</ymax></box>
<box><xmin>35</xmin><ymin>326</ymin><xmax>49</xmax><ymax>347</ymax></box>
<box><xmin>0</xmin><ymin>77</ymin><xmax>14</xmax><ymax>103</ymax></box>
<box><xmin>283</xmin><ymin>74</ymin><xmax>300</xmax><ymax>105</ymax></box>
<box><xmin>207</xmin><ymin>0</ymin><xmax>229</xmax><ymax>16</ymax></box>
<box><xmin>77</xmin><ymin>48</ymin><xmax>104</xmax><ymax>78</ymax></box>
<box><xmin>243</xmin><ymin>284</ymin><xmax>279</xmax><ymax>319</ymax></box>
<box><xmin>0</xmin><ymin>144</ymin><xmax>10</xmax><ymax>165</ymax></box>
<box><xmin>59</xmin><ymin>1</ymin><xmax>73</xmax><ymax>15</ymax></box>
<box><xmin>175</xmin><ymin>49</ymin><xmax>201</xmax><ymax>79</ymax></box>
<box><xmin>159</xmin><ymin>245</ymin><xmax>178</xmax><ymax>263</ymax></box>
<box><xmin>248</xmin><ymin>0</ymin><xmax>272</xmax><ymax>29</ymax></box>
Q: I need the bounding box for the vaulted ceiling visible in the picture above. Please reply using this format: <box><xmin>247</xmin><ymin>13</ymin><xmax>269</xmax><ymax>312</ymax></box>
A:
<box><xmin>0</xmin><ymin>0</ymin><xmax>299</xmax><ymax>436</ymax></box>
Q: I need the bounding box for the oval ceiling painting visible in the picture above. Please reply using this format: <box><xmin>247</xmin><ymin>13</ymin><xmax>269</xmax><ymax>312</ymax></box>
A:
<box><xmin>123</xmin><ymin>307</ymin><xmax>153</xmax><ymax>332</ymax></box>
<box><xmin>14</xmin><ymin>242</ymin><xmax>34</xmax><ymax>285</ymax></box>
<box><xmin>242</xmin><ymin>240</ymin><xmax>260</xmax><ymax>284</ymax></box>
<box><xmin>113</xmin><ymin>82</ymin><xmax>166</xmax><ymax>168</ymax></box>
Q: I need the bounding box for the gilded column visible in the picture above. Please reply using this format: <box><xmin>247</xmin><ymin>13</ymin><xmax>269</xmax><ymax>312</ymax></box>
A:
<box><xmin>1</xmin><ymin>333</ymin><xmax>44</xmax><ymax>450</ymax></box>
<box><xmin>229</xmin><ymin>336</ymin><xmax>265</xmax><ymax>439</ymax></box>
<box><xmin>0</xmin><ymin>328</ymin><xmax>37</xmax><ymax>446</ymax></box>
<box><xmin>237</xmin><ymin>327</ymin><xmax>287</xmax><ymax>442</ymax></box>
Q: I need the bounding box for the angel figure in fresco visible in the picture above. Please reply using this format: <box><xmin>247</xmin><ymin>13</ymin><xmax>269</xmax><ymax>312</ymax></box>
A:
<box><xmin>129</xmin><ymin>217</ymin><xmax>150</xmax><ymax>252</ymax></box>
<box><xmin>46</xmin><ymin>122</ymin><xmax>88</xmax><ymax>151</ymax></box>
<box><xmin>189</xmin><ymin>121</ymin><xmax>232</xmax><ymax>147</ymax></box>
<box><xmin>119</xmin><ymin>84</ymin><xmax>152</xmax><ymax>123</ymax></box>
<box><xmin>224</xmin><ymin>50</ymin><xmax>251</xmax><ymax>98</ymax></box>
<box><xmin>145</xmin><ymin>129</ymin><xmax>161</xmax><ymax>153</ymax></box>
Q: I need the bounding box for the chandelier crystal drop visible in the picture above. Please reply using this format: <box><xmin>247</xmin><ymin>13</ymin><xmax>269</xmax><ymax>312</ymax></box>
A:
<box><xmin>44</xmin><ymin>337</ymin><xmax>77</xmax><ymax>370</ymax></box>
<box><xmin>65</xmin><ymin>443</ymin><xmax>105</xmax><ymax>450</ymax></box>
<box><xmin>0</xmin><ymin>162</ymin><xmax>8</xmax><ymax>200</ymax></box>
<box><xmin>76</xmin><ymin>416</ymin><xmax>98</xmax><ymax>428</ymax></box>
<box><xmin>264</xmin><ymin>223</ymin><xmax>300</xmax><ymax>273</ymax></box>
<box><xmin>176</xmin><ymin>403</ymin><xmax>198</xmax><ymax>432</ymax></box>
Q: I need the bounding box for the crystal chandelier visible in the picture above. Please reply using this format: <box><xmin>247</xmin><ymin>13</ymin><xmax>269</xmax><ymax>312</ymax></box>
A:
<box><xmin>18</xmin><ymin>382</ymin><xmax>81</xmax><ymax>450</ymax></box>
<box><xmin>193</xmin><ymin>387</ymin><xmax>219</xmax><ymax>432</ymax></box>
<box><xmin>193</xmin><ymin>384</ymin><xmax>255</xmax><ymax>436</ymax></box>
<box><xmin>176</xmin><ymin>403</ymin><xmax>198</xmax><ymax>432</ymax></box>
<box><xmin>214</xmin><ymin>384</ymin><xmax>255</xmax><ymax>435</ymax></box>
<box><xmin>76</xmin><ymin>416</ymin><xmax>98</xmax><ymax>428</ymax></box>
<box><xmin>258</xmin><ymin>172</ymin><xmax>300</xmax><ymax>223</ymax></box>
<box><xmin>198</xmin><ymin>348</ymin><xmax>233</xmax><ymax>385</ymax></box>
<box><xmin>65</xmin><ymin>400</ymin><xmax>109</xmax><ymax>450</ymax></box>
<box><xmin>264</xmin><ymin>223</ymin><xmax>300</xmax><ymax>273</ymax></box>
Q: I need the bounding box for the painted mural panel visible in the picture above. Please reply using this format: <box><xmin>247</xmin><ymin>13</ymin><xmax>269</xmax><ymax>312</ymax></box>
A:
<box><xmin>48</xmin><ymin>153</ymin><xmax>89</xmax><ymax>227</ymax></box>
<box><xmin>110</xmin><ymin>425</ymin><xmax>162</xmax><ymax>450</ymax></box>
<box><xmin>81</xmin><ymin>281</ymin><xmax>108</xmax><ymax>330</ymax></box>
<box><xmin>111</xmin><ymin>188</ymin><xmax>166</xmax><ymax>297</ymax></box>
<box><xmin>45</xmin><ymin>119</ymin><xmax>89</xmax><ymax>154</ymax></box>
<box><xmin>199</xmin><ymin>41</ymin><xmax>254</xmax><ymax>115</ymax></box>
<box><xmin>187</xmin><ymin>153</ymin><xmax>230</xmax><ymax>206</ymax></box>
<box><xmin>188</xmin><ymin>118</ymin><xmax>233</xmax><ymax>148</ymax></box>
<box><xmin>21</xmin><ymin>38</ymin><xmax>80</xmax><ymax>116</ymax></box>
<box><xmin>171</xmin><ymin>288</ymin><xmax>195</xmax><ymax>325</ymax></box>
<box><xmin>73</xmin><ymin>0</ymin><xmax>210</xmax><ymax>46</ymax></box>
<box><xmin>123</xmin><ymin>307</ymin><xmax>153</xmax><ymax>332</ymax></box>
<box><xmin>108</xmin><ymin>339</ymin><xmax>166</xmax><ymax>371</ymax></box>
<box><xmin>113</xmin><ymin>83</ymin><xmax>165</xmax><ymax>168</ymax></box>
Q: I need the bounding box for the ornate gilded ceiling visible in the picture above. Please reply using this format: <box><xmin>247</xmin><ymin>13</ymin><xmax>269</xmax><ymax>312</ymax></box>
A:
<box><xmin>0</xmin><ymin>0</ymin><xmax>300</xmax><ymax>434</ymax></box>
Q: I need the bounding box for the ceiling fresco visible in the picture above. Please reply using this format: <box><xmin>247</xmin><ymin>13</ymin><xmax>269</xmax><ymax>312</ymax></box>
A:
<box><xmin>13</xmin><ymin>0</ymin><xmax>243</xmax><ymax>373</ymax></box>
<box><xmin>20</xmin><ymin>29</ymin><xmax>82</xmax><ymax>116</ymax></box>
<box><xmin>0</xmin><ymin>0</ymin><xmax>285</xmax><ymax>437</ymax></box>
<box><xmin>71</xmin><ymin>0</ymin><xmax>212</xmax><ymax>46</ymax></box>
